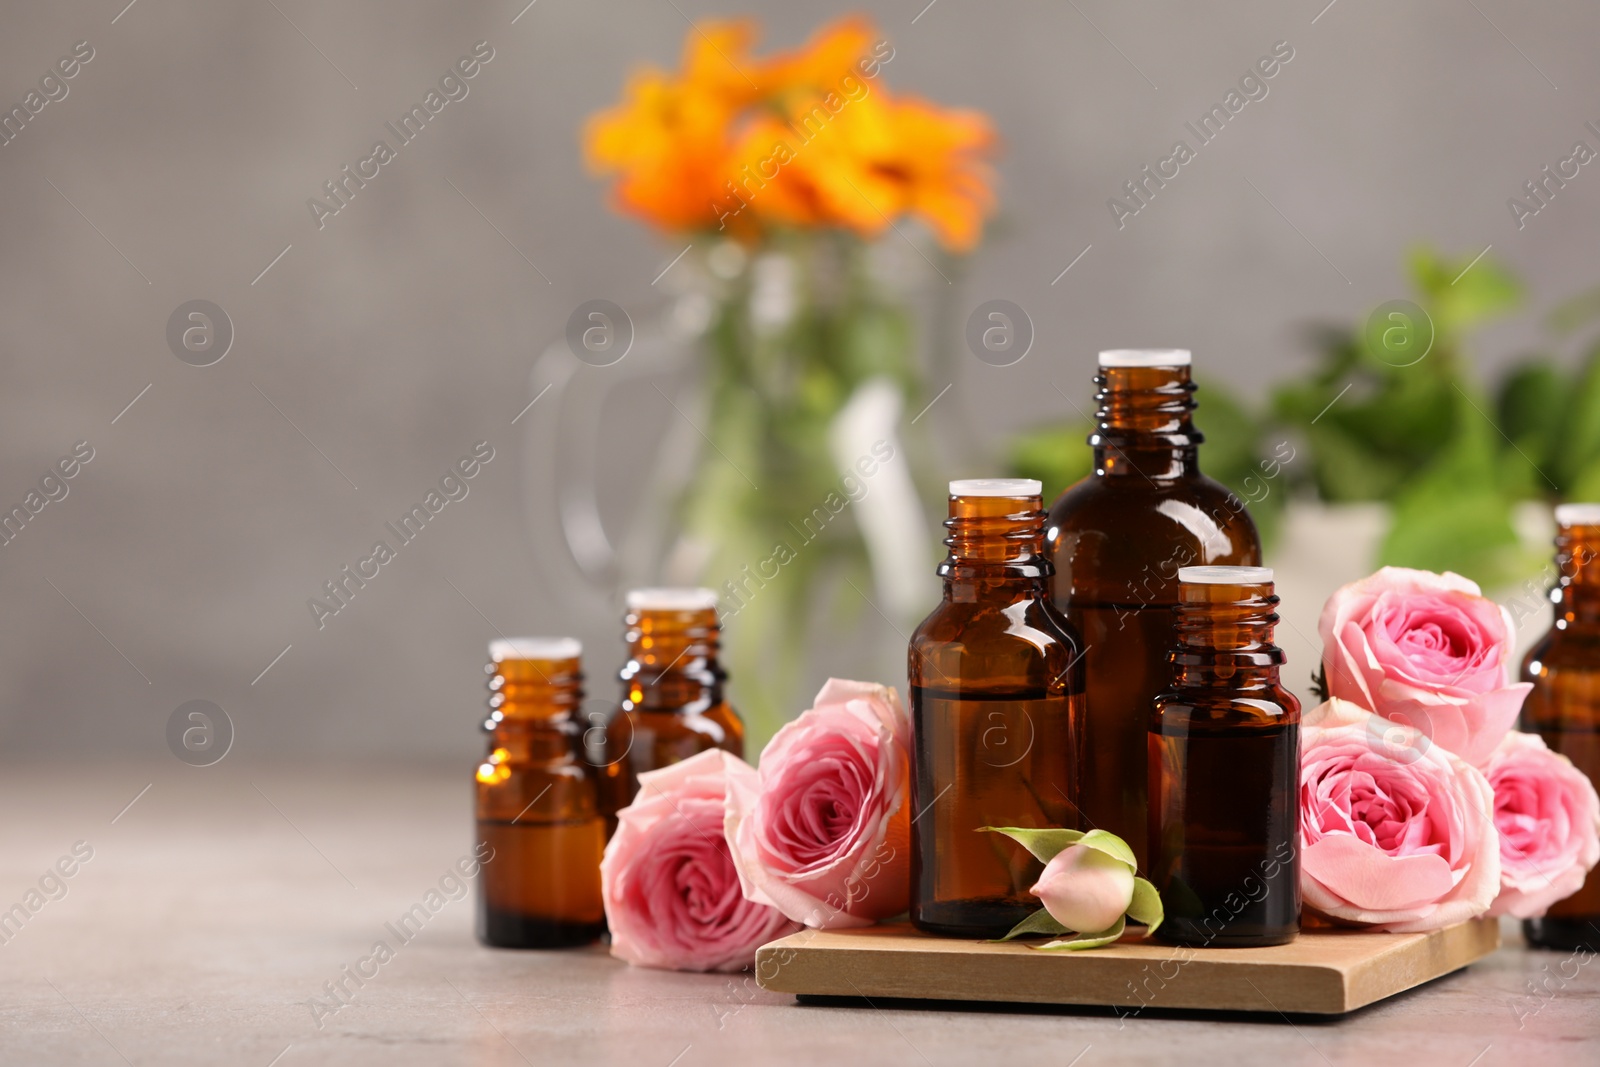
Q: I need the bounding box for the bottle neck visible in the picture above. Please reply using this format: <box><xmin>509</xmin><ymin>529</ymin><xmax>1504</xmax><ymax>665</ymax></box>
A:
<box><xmin>1169</xmin><ymin>582</ymin><xmax>1285</xmax><ymax>689</ymax></box>
<box><xmin>1091</xmin><ymin>364</ymin><xmax>1202</xmax><ymax>479</ymax></box>
<box><xmin>483</xmin><ymin>656</ymin><xmax>581</xmax><ymax>760</ymax></box>
<box><xmin>1554</xmin><ymin>525</ymin><xmax>1600</xmax><ymax>627</ymax></box>
<box><xmin>621</xmin><ymin>607</ymin><xmax>725</xmax><ymax>712</ymax></box>
<box><xmin>939</xmin><ymin>493</ymin><xmax>1052</xmax><ymax>599</ymax></box>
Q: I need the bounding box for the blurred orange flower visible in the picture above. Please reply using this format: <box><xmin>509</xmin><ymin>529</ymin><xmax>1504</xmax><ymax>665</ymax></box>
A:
<box><xmin>584</xmin><ymin>16</ymin><xmax>998</xmax><ymax>253</ymax></box>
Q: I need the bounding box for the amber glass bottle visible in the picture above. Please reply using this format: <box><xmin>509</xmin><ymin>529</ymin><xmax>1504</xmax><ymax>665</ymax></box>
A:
<box><xmin>1521</xmin><ymin>504</ymin><xmax>1600</xmax><ymax>952</ymax></box>
<box><xmin>1148</xmin><ymin>567</ymin><xmax>1300</xmax><ymax>947</ymax></box>
<box><xmin>597</xmin><ymin>589</ymin><xmax>743</xmax><ymax>834</ymax></box>
<box><xmin>475</xmin><ymin>638</ymin><xmax>606</xmax><ymax>948</ymax></box>
<box><xmin>1046</xmin><ymin>349</ymin><xmax>1261</xmax><ymax>871</ymax></box>
<box><xmin>910</xmin><ymin>479</ymin><xmax>1086</xmax><ymax>938</ymax></box>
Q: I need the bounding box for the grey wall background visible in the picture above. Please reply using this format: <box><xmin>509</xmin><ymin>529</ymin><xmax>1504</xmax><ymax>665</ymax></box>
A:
<box><xmin>1</xmin><ymin>0</ymin><xmax>1596</xmax><ymax>763</ymax></box>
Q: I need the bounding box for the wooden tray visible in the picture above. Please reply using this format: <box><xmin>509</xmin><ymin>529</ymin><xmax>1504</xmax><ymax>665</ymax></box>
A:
<box><xmin>754</xmin><ymin>918</ymin><xmax>1500</xmax><ymax>1016</ymax></box>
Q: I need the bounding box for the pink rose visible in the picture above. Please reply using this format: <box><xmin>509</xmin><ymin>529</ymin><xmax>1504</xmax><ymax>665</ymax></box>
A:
<box><xmin>601</xmin><ymin>749</ymin><xmax>797</xmax><ymax>972</ymax></box>
<box><xmin>725</xmin><ymin>679</ymin><xmax>911</xmax><ymax>928</ymax></box>
<box><xmin>1030</xmin><ymin>844</ymin><xmax>1134</xmax><ymax>934</ymax></box>
<box><xmin>1485</xmin><ymin>730</ymin><xmax>1600</xmax><ymax>918</ymax></box>
<box><xmin>1319</xmin><ymin>567</ymin><xmax>1531</xmax><ymax>766</ymax></box>
<box><xmin>1300</xmin><ymin>698</ymin><xmax>1500</xmax><ymax>932</ymax></box>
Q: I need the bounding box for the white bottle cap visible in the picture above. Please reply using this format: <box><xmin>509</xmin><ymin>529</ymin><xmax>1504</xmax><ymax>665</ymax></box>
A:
<box><xmin>1555</xmin><ymin>503</ymin><xmax>1600</xmax><ymax>528</ymax></box>
<box><xmin>948</xmin><ymin>478</ymin><xmax>1042</xmax><ymax>498</ymax></box>
<box><xmin>1098</xmin><ymin>349</ymin><xmax>1192</xmax><ymax>368</ymax></box>
<box><xmin>1179</xmin><ymin>565</ymin><xmax>1274</xmax><ymax>585</ymax></box>
<box><xmin>625</xmin><ymin>587</ymin><xmax>720</xmax><ymax>612</ymax></box>
<box><xmin>490</xmin><ymin>637</ymin><xmax>582</xmax><ymax>662</ymax></box>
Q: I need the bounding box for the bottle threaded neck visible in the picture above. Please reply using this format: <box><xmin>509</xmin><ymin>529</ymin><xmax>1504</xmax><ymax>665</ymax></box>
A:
<box><xmin>486</xmin><ymin>654</ymin><xmax>582</xmax><ymax>724</ymax></box>
<box><xmin>1091</xmin><ymin>363</ymin><xmax>1202</xmax><ymax>455</ymax></box>
<box><xmin>1554</xmin><ymin>519</ymin><xmax>1600</xmax><ymax>622</ymax></box>
<box><xmin>939</xmin><ymin>488</ymin><xmax>1051</xmax><ymax>580</ymax></box>
<box><xmin>620</xmin><ymin>605</ymin><xmax>725</xmax><ymax>708</ymax></box>
<box><xmin>1170</xmin><ymin>575</ymin><xmax>1285</xmax><ymax>682</ymax></box>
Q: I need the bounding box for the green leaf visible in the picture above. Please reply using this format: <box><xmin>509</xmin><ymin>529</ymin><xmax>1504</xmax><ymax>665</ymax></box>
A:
<box><xmin>978</xmin><ymin>826</ymin><xmax>1084</xmax><ymax>864</ymax></box>
<box><xmin>1074</xmin><ymin>829</ymin><xmax>1138</xmax><ymax>870</ymax></box>
<box><xmin>1036</xmin><ymin>916</ymin><xmax>1126</xmax><ymax>952</ymax></box>
<box><xmin>1126</xmin><ymin>877</ymin><xmax>1164</xmax><ymax>936</ymax></box>
<box><xmin>1007</xmin><ymin>421</ymin><xmax>1094</xmax><ymax>503</ymax></box>
<box><xmin>987</xmin><ymin>907</ymin><xmax>1071</xmax><ymax>943</ymax></box>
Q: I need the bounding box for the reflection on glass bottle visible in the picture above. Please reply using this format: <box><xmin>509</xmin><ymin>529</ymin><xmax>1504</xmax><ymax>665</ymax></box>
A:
<box><xmin>1047</xmin><ymin>349</ymin><xmax>1261</xmax><ymax>871</ymax></box>
<box><xmin>597</xmin><ymin>589</ymin><xmax>744</xmax><ymax>836</ymax></box>
<box><xmin>910</xmin><ymin>479</ymin><xmax>1085</xmax><ymax>938</ymax></box>
<box><xmin>475</xmin><ymin>638</ymin><xmax>606</xmax><ymax>948</ymax></box>
<box><xmin>1521</xmin><ymin>504</ymin><xmax>1600</xmax><ymax>952</ymax></box>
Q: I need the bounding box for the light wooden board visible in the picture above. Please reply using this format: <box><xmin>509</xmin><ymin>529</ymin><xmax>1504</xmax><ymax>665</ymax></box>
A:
<box><xmin>754</xmin><ymin>918</ymin><xmax>1501</xmax><ymax>1016</ymax></box>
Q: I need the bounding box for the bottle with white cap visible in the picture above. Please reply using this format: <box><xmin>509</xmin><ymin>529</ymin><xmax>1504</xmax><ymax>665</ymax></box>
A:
<box><xmin>908</xmin><ymin>478</ymin><xmax>1086</xmax><ymax>937</ymax></box>
<box><xmin>1149</xmin><ymin>566</ymin><xmax>1300</xmax><ymax>946</ymax></box>
<box><xmin>596</xmin><ymin>588</ymin><xmax>743</xmax><ymax>833</ymax></box>
<box><xmin>1045</xmin><ymin>349</ymin><xmax>1262</xmax><ymax>871</ymax></box>
<box><xmin>1521</xmin><ymin>503</ymin><xmax>1600</xmax><ymax>952</ymax></box>
<box><xmin>475</xmin><ymin>637</ymin><xmax>606</xmax><ymax>948</ymax></box>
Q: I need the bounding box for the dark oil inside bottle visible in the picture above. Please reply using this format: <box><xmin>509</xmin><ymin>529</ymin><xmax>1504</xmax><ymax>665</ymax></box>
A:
<box><xmin>1149</xmin><ymin>718</ymin><xmax>1300</xmax><ymax>946</ymax></box>
<box><xmin>911</xmin><ymin>685</ymin><xmax>1077</xmax><ymax>937</ymax></box>
<box><xmin>476</xmin><ymin>819</ymin><xmax>606</xmax><ymax>947</ymax></box>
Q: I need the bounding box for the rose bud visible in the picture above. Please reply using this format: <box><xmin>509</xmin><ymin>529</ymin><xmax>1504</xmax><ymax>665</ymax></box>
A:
<box><xmin>1029</xmin><ymin>843</ymin><xmax>1135</xmax><ymax>934</ymax></box>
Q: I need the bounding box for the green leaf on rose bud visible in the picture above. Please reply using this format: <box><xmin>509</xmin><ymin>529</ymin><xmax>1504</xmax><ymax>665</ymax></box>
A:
<box><xmin>987</xmin><ymin>906</ymin><xmax>1072</xmax><ymax>943</ymax></box>
<box><xmin>1126</xmin><ymin>877</ymin><xmax>1164</xmax><ymax>936</ymax></box>
<box><xmin>978</xmin><ymin>826</ymin><xmax>1085</xmax><ymax>864</ymax></box>
<box><xmin>1036</xmin><ymin>916</ymin><xmax>1126</xmax><ymax>952</ymax></box>
<box><xmin>1073</xmin><ymin>830</ymin><xmax>1138</xmax><ymax>871</ymax></box>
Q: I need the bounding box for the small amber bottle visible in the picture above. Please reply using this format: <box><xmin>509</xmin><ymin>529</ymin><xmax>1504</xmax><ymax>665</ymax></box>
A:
<box><xmin>1047</xmin><ymin>349</ymin><xmax>1262</xmax><ymax>872</ymax></box>
<box><xmin>597</xmin><ymin>589</ymin><xmax>744</xmax><ymax>834</ymax></box>
<box><xmin>910</xmin><ymin>479</ymin><xmax>1086</xmax><ymax>938</ymax></box>
<box><xmin>1149</xmin><ymin>567</ymin><xmax>1300</xmax><ymax>947</ymax></box>
<box><xmin>475</xmin><ymin>638</ymin><xmax>606</xmax><ymax>948</ymax></box>
<box><xmin>1521</xmin><ymin>504</ymin><xmax>1600</xmax><ymax>952</ymax></box>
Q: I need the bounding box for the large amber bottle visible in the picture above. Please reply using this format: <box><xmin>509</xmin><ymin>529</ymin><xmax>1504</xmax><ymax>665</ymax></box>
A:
<box><xmin>1149</xmin><ymin>567</ymin><xmax>1300</xmax><ymax>947</ymax></box>
<box><xmin>597</xmin><ymin>588</ymin><xmax>743</xmax><ymax>833</ymax></box>
<box><xmin>475</xmin><ymin>638</ymin><xmax>606</xmax><ymax>948</ymax></box>
<box><xmin>1521</xmin><ymin>504</ymin><xmax>1600</xmax><ymax>952</ymax></box>
<box><xmin>1046</xmin><ymin>349</ymin><xmax>1261</xmax><ymax>871</ymax></box>
<box><xmin>910</xmin><ymin>479</ymin><xmax>1086</xmax><ymax>937</ymax></box>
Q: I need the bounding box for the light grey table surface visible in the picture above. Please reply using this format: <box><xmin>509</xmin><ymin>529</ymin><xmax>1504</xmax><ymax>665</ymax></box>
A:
<box><xmin>0</xmin><ymin>763</ymin><xmax>1595</xmax><ymax>1066</ymax></box>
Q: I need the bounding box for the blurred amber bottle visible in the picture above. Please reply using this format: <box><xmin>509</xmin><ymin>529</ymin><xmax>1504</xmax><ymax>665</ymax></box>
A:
<box><xmin>475</xmin><ymin>638</ymin><xmax>606</xmax><ymax>948</ymax></box>
<box><xmin>1521</xmin><ymin>504</ymin><xmax>1600</xmax><ymax>952</ymax></box>
<box><xmin>1149</xmin><ymin>567</ymin><xmax>1300</xmax><ymax>947</ymax></box>
<box><xmin>1046</xmin><ymin>350</ymin><xmax>1261</xmax><ymax>871</ymax></box>
<box><xmin>597</xmin><ymin>589</ymin><xmax>743</xmax><ymax>834</ymax></box>
<box><xmin>910</xmin><ymin>479</ymin><xmax>1086</xmax><ymax>937</ymax></box>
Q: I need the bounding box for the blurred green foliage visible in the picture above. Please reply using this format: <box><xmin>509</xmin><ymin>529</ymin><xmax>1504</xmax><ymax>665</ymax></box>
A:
<box><xmin>1008</xmin><ymin>247</ymin><xmax>1600</xmax><ymax>591</ymax></box>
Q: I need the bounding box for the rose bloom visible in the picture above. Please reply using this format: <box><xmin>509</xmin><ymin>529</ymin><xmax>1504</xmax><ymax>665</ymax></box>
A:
<box><xmin>725</xmin><ymin>679</ymin><xmax>911</xmax><ymax>928</ymax></box>
<box><xmin>601</xmin><ymin>750</ymin><xmax>797</xmax><ymax>972</ymax></box>
<box><xmin>1320</xmin><ymin>567</ymin><xmax>1531</xmax><ymax>766</ymax></box>
<box><xmin>1484</xmin><ymin>730</ymin><xmax>1600</xmax><ymax>918</ymax></box>
<box><xmin>1300</xmin><ymin>698</ymin><xmax>1500</xmax><ymax>932</ymax></box>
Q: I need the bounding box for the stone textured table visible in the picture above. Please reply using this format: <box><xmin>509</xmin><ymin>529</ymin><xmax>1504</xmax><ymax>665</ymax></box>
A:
<box><xmin>1</xmin><ymin>763</ymin><xmax>1595</xmax><ymax>1066</ymax></box>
